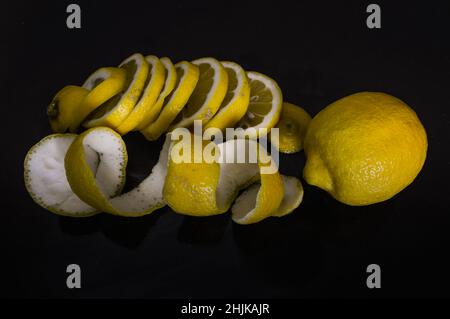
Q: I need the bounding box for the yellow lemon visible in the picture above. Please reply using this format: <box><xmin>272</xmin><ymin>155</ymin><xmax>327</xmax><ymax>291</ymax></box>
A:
<box><xmin>134</xmin><ymin>57</ymin><xmax>177</xmax><ymax>130</ymax></box>
<box><xmin>164</xmin><ymin>135</ymin><xmax>290</xmax><ymax>224</ymax></box>
<box><xmin>74</xmin><ymin>67</ymin><xmax>127</xmax><ymax>132</ymax></box>
<box><xmin>140</xmin><ymin>61</ymin><xmax>199</xmax><ymax>141</ymax></box>
<box><xmin>116</xmin><ymin>55</ymin><xmax>166</xmax><ymax>135</ymax></box>
<box><xmin>236</xmin><ymin>71</ymin><xmax>283</xmax><ymax>138</ymax></box>
<box><xmin>271</xmin><ymin>102</ymin><xmax>312</xmax><ymax>154</ymax></box>
<box><xmin>83</xmin><ymin>53</ymin><xmax>149</xmax><ymax>130</ymax></box>
<box><xmin>170</xmin><ymin>57</ymin><xmax>228</xmax><ymax>129</ymax></box>
<box><xmin>303</xmin><ymin>92</ymin><xmax>428</xmax><ymax>206</ymax></box>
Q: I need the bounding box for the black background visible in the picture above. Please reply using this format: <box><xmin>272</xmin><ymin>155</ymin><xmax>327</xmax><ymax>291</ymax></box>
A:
<box><xmin>4</xmin><ymin>0</ymin><xmax>450</xmax><ymax>299</ymax></box>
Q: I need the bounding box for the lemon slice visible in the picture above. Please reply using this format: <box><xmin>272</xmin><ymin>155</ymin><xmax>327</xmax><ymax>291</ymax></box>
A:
<box><xmin>204</xmin><ymin>61</ymin><xmax>250</xmax><ymax>131</ymax></box>
<box><xmin>140</xmin><ymin>61</ymin><xmax>199</xmax><ymax>141</ymax></box>
<box><xmin>83</xmin><ymin>53</ymin><xmax>149</xmax><ymax>130</ymax></box>
<box><xmin>164</xmin><ymin>135</ymin><xmax>285</xmax><ymax>224</ymax></box>
<box><xmin>271</xmin><ymin>102</ymin><xmax>312</xmax><ymax>154</ymax></box>
<box><xmin>236</xmin><ymin>71</ymin><xmax>283</xmax><ymax>138</ymax></box>
<box><xmin>47</xmin><ymin>86</ymin><xmax>89</xmax><ymax>133</ymax></box>
<box><xmin>115</xmin><ymin>55</ymin><xmax>166</xmax><ymax>135</ymax></box>
<box><xmin>65</xmin><ymin>127</ymin><xmax>171</xmax><ymax>217</ymax></box>
<box><xmin>134</xmin><ymin>57</ymin><xmax>177</xmax><ymax>131</ymax></box>
<box><xmin>24</xmin><ymin>134</ymin><xmax>125</xmax><ymax>217</ymax></box>
<box><xmin>170</xmin><ymin>57</ymin><xmax>228</xmax><ymax>129</ymax></box>
<box><xmin>61</xmin><ymin>67</ymin><xmax>127</xmax><ymax>133</ymax></box>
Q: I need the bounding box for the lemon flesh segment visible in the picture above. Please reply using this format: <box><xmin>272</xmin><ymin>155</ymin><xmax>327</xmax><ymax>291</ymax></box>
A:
<box><xmin>135</xmin><ymin>57</ymin><xmax>177</xmax><ymax>131</ymax></box>
<box><xmin>83</xmin><ymin>53</ymin><xmax>149</xmax><ymax>130</ymax></box>
<box><xmin>65</xmin><ymin>127</ymin><xmax>170</xmax><ymax>217</ymax></box>
<box><xmin>204</xmin><ymin>61</ymin><xmax>250</xmax><ymax>131</ymax></box>
<box><xmin>24</xmin><ymin>134</ymin><xmax>97</xmax><ymax>217</ymax></box>
<box><xmin>69</xmin><ymin>67</ymin><xmax>127</xmax><ymax>133</ymax></box>
<box><xmin>236</xmin><ymin>71</ymin><xmax>283</xmax><ymax>138</ymax></box>
<box><xmin>116</xmin><ymin>55</ymin><xmax>166</xmax><ymax>135</ymax></box>
<box><xmin>170</xmin><ymin>57</ymin><xmax>228</xmax><ymax>130</ymax></box>
<box><xmin>303</xmin><ymin>91</ymin><xmax>428</xmax><ymax>206</ymax></box>
<box><xmin>271</xmin><ymin>102</ymin><xmax>312</xmax><ymax>154</ymax></box>
<box><xmin>140</xmin><ymin>61</ymin><xmax>199</xmax><ymax>141</ymax></box>
<box><xmin>47</xmin><ymin>86</ymin><xmax>89</xmax><ymax>133</ymax></box>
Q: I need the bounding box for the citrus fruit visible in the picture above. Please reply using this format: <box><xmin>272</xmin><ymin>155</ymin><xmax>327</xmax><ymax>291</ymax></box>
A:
<box><xmin>204</xmin><ymin>61</ymin><xmax>250</xmax><ymax>131</ymax></box>
<box><xmin>134</xmin><ymin>57</ymin><xmax>177</xmax><ymax>130</ymax></box>
<box><xmin>303</xmin><ymin>92</ymin><xmax>428</xmax><ymax>206</ymax></box>
<box><xmin>76</xmin><ymin>67</ymin><xmax>127</xmax><ymax>133</ymax></box>
<box><xmin>47</xmin><ymin>86</ymin><xmax>89</xmax><ymax>133</ymax></box>
<box><xmin>140</xmin><ymin>61</ymin><xmax>199</xmax><ymax>141</ymax></box>
<box><xmin>24</xmin><ymin>134</ymin><xmax>124</xmax><ymax>216</ymax></box>
<box><xmin>271</xmin><ymin>102</ymin><xmax>311</xmax><ymax>154</ymax></box>
<box><xmin>163</xmin><ymin>135</ymin><xmax>287</xmax><ymax>224</ymax></box>
<box><xmin>170</xmin><ymin>57</ymin><xmax>228</xmax><ymax>129</ymax></box>
<box><xmin>65</xmin><ymin>127</ymin><xmax>170</xmax><ymax>216</ymax></box>
<box><xmin>116</xmin><ymin>55</ymin><xmax>166</xmax><ymax>135</ymax></box>
<box><xmin>83</xmin><ymin>53</ymin><xmax>149</xmax><ymax>130</ymax></box>
<box><xmin>236</xmin><ymin>71</ymin><xmax>283</xmax><ymax>138</ymax></box>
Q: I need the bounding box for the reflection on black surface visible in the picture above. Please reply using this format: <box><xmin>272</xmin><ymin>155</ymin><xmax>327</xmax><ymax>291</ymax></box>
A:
<box><xmin>57</xmin><ymin>214</ymin><xmax>102</xmax><ymax>236</ymax></box>
<box><xmin>58</xmin><ymin>210</ymin><xmax>163</xmax><ymax>248</ymax></box>
<box><xmin>99</xmin><ymin>211</ymin><xmax>162</xmax><ymax>248</ymax></box>
<box><xmin>232</xmin><ymin>213</ymin><xmax>323</xmax><ymax>297</ymax></box>
<box><xmin>177</xmin><ymin>213</ymin><xmax>230</xmax><ymax>245</ymax></box>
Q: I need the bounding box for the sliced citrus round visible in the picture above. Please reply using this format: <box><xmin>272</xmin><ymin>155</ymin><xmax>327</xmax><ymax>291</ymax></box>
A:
<box><xmin>23</xmin><ymin>133</ymin><xmax>125</xmax><ymax>217</ymax></box>
<box><xmin>47</xmin><ymin>86</ymin><xmax>89</xmax><ymax>133</ymax></box>
<box><xmin>115</xmin><ymin>55</ymin><xmax>166</xmax><ymax>135</ymax></box>
<box><xmin>240</xmin><ymin>175</ymin><xmax>304</xmax><ymax>219</ymax></box>
<box><xmin>236</xmin><ymin>71</ymin><xmax>283</xmax><ymax>138</ymax></box>
<box><xmin>170</xmin><ymin>57</ymin><xmax>228</xmax><ymax>129</ymax></box>
<box><xmin>61</xmin><ymin>67</ymin><xmax>127</xmax><ymax>133</ymax></box>
<box><xmin>204</xmin><ymin>61</ymin><xmax>250</xmax><ymax>131</ymax></box>
<box><xmin>140</xmin><ymin>61</ymin><xmax>199</xmax><ymax>141</ymax></box>
<box><xmin>271</xmin><ymin>102</ymin><xmax>312</xmax><ymax>154</ymax></box>
<box><xmin>83</xmin><ymin>53</ymin><xmax>149</xmax><ymax>130</ymax></box>
<box><xmin>134</xmin><ymin>57</ymin><xmax>177</xmax><ymax>131</ymax></box>
<box><xmin>65</xmin><ymin>127</ymin><xmax>171</xmax><ymax>217</ymax></box>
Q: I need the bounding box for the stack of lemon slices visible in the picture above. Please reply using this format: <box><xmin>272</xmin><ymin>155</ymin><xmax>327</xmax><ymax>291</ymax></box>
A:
<box><xmin>25</xmin><ymin>53</ymin><xmax>312</xmax><ymax>224</ymax></box>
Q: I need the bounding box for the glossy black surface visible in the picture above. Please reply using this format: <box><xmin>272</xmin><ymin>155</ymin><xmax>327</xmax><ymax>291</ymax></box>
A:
<box><xmin>4</xmin><ymin>0</ymin><xmax>450</xmax><ymax>298</ymax></box>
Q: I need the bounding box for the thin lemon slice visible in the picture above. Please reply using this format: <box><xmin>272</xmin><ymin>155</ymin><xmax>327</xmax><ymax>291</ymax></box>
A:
<box><xmin>134</xmin><ymin>57</ymin><xmax>177</xmax><ymax>131</ymax></box>
<box><xmin>24</xmin><ymin>134</ymin><xmax>125</xmax><ymax>217</ymax></box>
<box><xmin>116</xmin><ymin>55</ymin><xmax>166</xmax><ymax>135</ymax></box>
<box><xmin>140</xmin><ymin>61</ymin><xmax>199</xmax><ymax>141</ymax></box>
<box><xmin>47</xmin><ymin>86</ymin><xmax>89</xmax><ymax>133</ymax></box>
<box><xmin>65</xmin><ymin>127</ymin><xmax>171</xmax><ymax>217</ymax></box>
<box><xmin>83</xmin><ymin>53</ymin><xmax>149</xmax><ymax>130</ymax></box>
<box><xmin>63</xmin><ymin>67</ymin><xmax>127</xmax><ymax>133</ymax></box>
<box><xmin>271</xmin><ymin>102</ymin><xmax>312</xmax><ymax>154</ymax></box>
<box><xmin>236</xmin><ymin>71</ymin><xmax>283</xmax><ymax>138</ymax></box>
<box><xmin>170</xmin><ymin>57</ymin><xmax>228</xmax><ymax>129</ymax></box>
<box><xmin>204</xmin><ymin>61</ymin><xmax>250</xmax><ymax>131</ymax></box>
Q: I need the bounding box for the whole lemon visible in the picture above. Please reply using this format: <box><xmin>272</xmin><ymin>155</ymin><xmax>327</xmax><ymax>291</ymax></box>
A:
<box><xmin>303</xmin><ymin>92</ymin><xmax>427</xmax><ymax>206</ymax></box>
